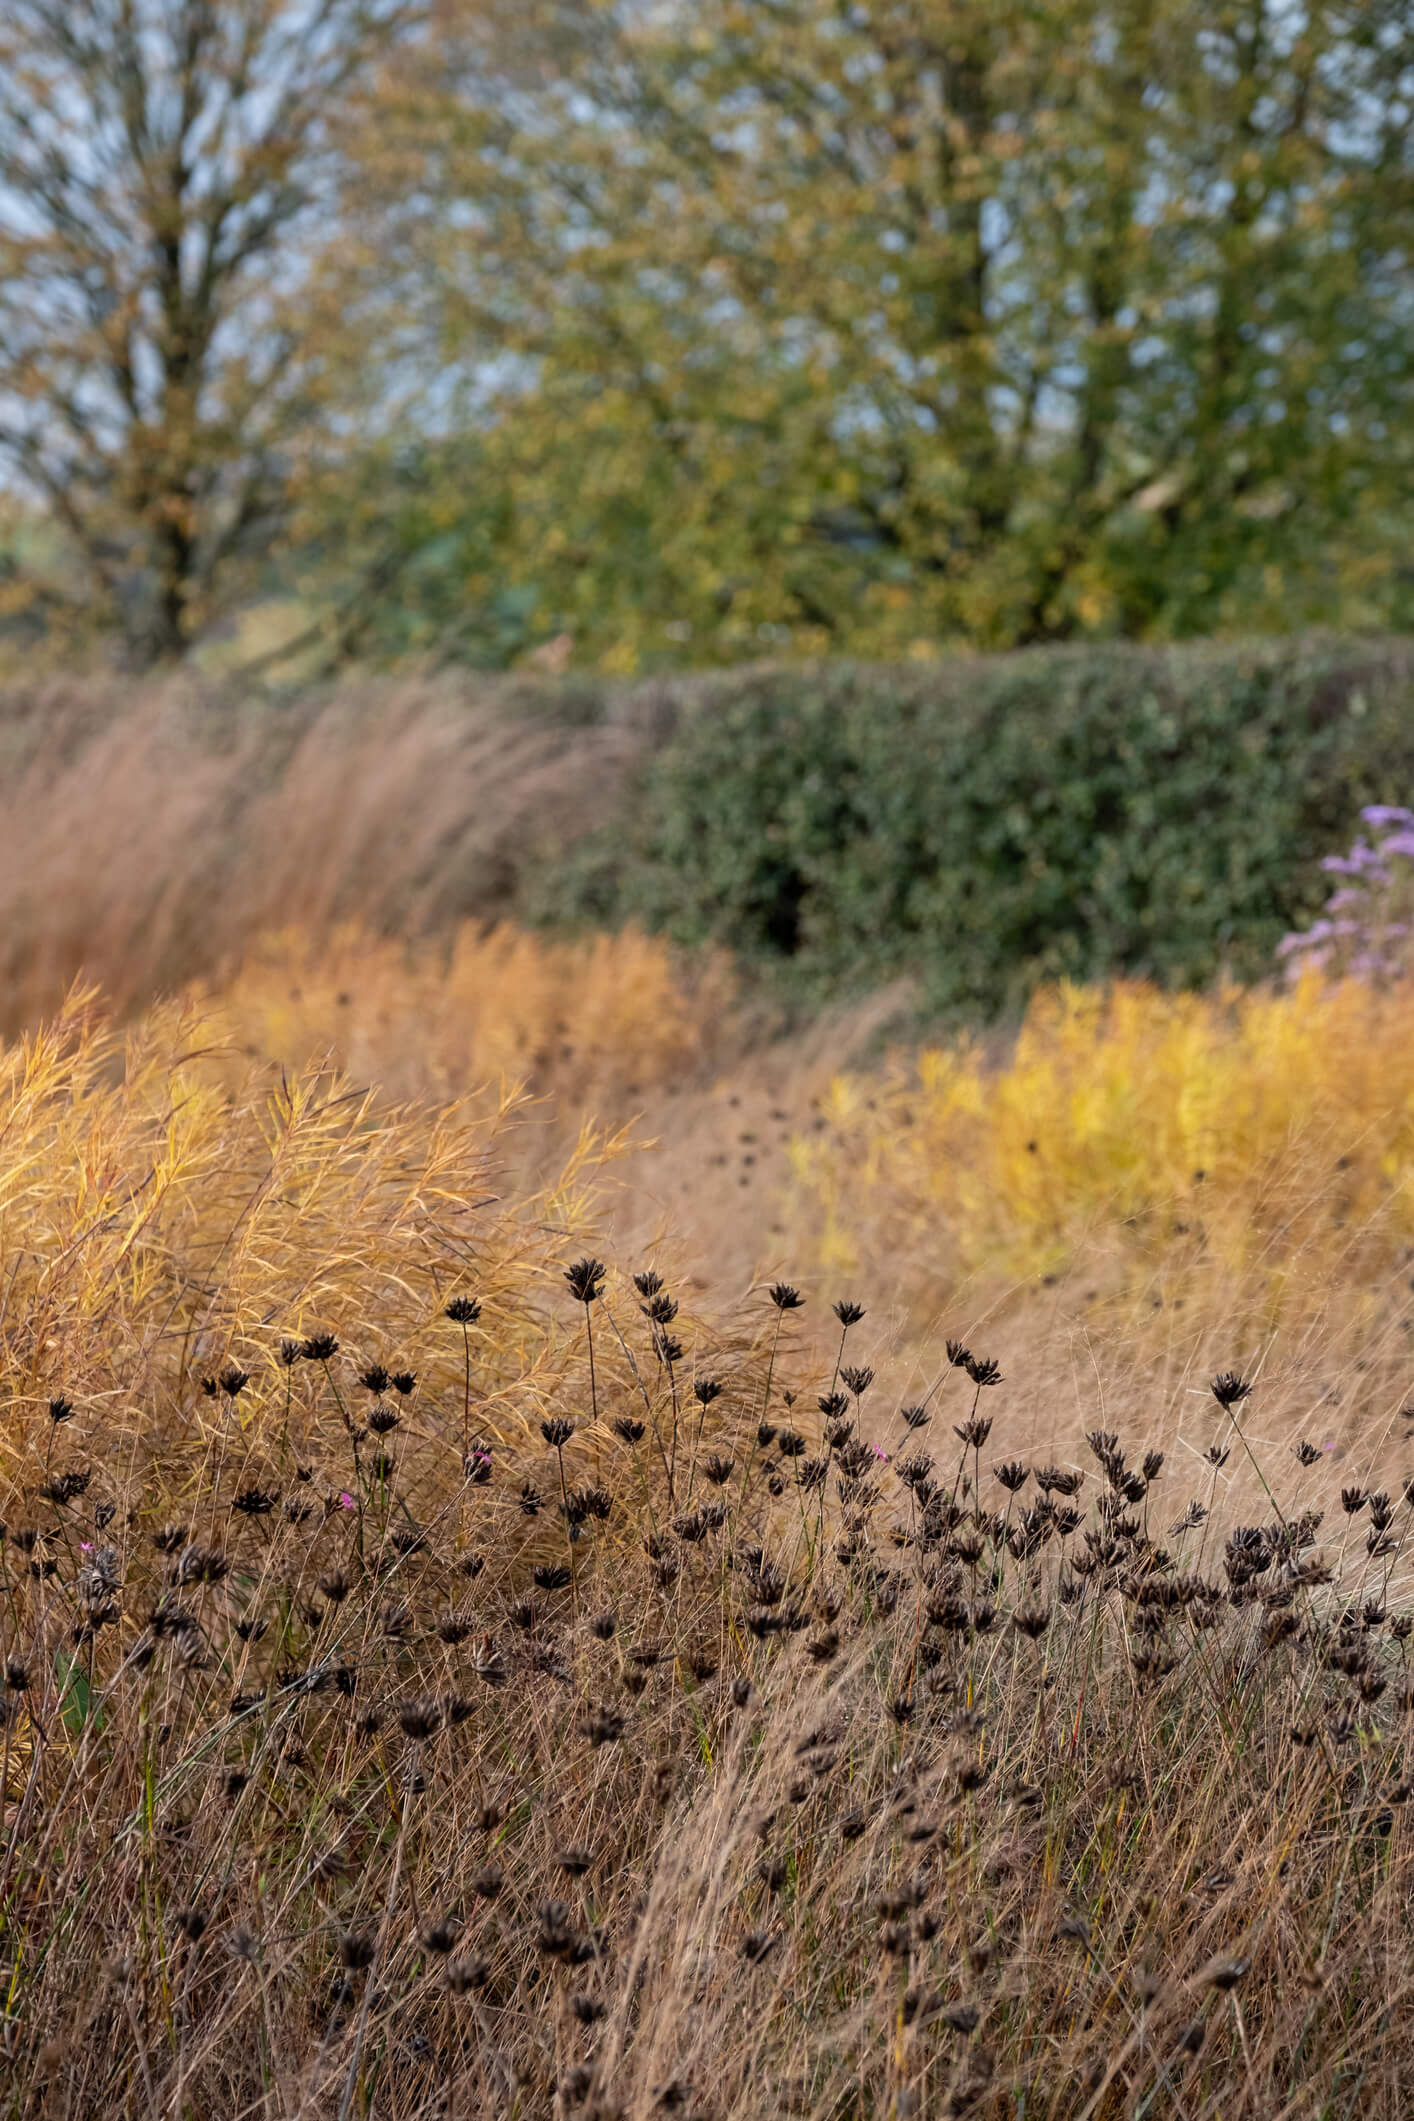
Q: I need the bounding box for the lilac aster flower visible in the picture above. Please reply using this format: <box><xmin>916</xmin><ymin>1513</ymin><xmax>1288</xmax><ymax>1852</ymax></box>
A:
<box><xmin>1282</xmin><ymin>804</ymin><xmax>1414</xmax><ymax>985</ymax></box>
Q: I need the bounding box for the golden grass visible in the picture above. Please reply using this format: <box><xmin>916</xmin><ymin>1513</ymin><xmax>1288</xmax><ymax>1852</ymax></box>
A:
<box><xmin>0</xmin><ymin>988</ymin><xmax>632</xmax><ymax>1465</ymax></box>
<box><xmin>203</xmin><ymin>923</ymin><xmax>737</xmax><ymax>1116</ymax></box>
<box><xmin>3</xmin><ymin>984</ymin><xmax>1414</xmax><ymax>2116</ymax></box>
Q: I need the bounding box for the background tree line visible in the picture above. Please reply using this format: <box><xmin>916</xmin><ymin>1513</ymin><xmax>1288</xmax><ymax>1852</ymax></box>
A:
<box><xmin>2</xmin><ymin>0</ymin><xmax>1412</xmax><ymax>672</ymax></box>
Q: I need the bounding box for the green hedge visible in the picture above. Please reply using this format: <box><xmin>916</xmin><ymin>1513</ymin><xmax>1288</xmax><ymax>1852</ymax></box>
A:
<box><xmin>526</xmin><ymin>637</ymin><xmax>1414</xmax><ymax>1015</ymax></box>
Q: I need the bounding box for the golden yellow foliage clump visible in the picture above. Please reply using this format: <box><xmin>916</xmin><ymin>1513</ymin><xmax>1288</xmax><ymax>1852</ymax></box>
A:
<box><xmin>791</xmin><ymin>971</ymin><xmax>1414</xmax><ymax>1316</ymax></box>
<box><xmin>201</xmin><ymin>922</ymin><xmax>735</xmax><ymax>1116</ymax></box>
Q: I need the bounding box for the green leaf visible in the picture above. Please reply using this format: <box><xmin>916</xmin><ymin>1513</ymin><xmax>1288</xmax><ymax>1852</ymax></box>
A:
<box><xmin>54</xmin><ymin>1649</ymin><xmax>102</xmax><ymax>1735</ymax></box>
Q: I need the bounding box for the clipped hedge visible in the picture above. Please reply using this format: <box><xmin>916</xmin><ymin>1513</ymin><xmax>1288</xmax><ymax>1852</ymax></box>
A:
<box><xmin>528</xmin><ymin>637</ymin><xmax>1414</xmax><ymax>1015</ymax></box>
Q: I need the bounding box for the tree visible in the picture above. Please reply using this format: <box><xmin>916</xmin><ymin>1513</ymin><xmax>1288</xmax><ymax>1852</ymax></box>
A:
<box><xmin>367</xmin><ymin>0</ymin><xmax>1414</xmax><ymax>668</ymax></box>
<box><xmin>0</xmin><ymin>0</ymin><xmax>424</xmax><ymax>662</ymax></box>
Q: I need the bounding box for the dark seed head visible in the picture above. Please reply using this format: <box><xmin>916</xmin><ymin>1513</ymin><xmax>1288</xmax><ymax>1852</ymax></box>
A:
<box><xmin>564</xmin><ymin>1259</ymin><xmax>606</xmax><ymax>1306</ymax></box>
<box><xmin>444</xmin><ymin>1956</ymin><xmax>489</xmax><ymax>1994</ymax></box>
<box><xmin>1200</xmin><ymin>1956</ymin><xmax>1250</xmax><ymax>1991</ymax></box>
<box><xmin>397</xmin><ymin>1696</ymin><xmax>443</xmax><ymax>1742</ymax></box>
<box><xmin>231</xmin><ymin>1487</ymin><xmax>277</xmax><ymax>1517</ymax></box>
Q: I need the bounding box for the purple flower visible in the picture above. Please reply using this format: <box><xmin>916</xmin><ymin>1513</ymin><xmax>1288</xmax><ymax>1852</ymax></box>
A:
<box><xmin>1281</xmin><ymin>803</ymin><xmax>1414</xmax><ymax>984</ymax></box>
<box><xmin>339</xmin><ymin>1491</ymin><xmax>356</xmax><ymax>1509</ymax></box>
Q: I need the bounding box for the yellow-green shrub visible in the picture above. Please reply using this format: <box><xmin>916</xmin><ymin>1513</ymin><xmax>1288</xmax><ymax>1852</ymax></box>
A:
<box><xmin>790</xmin><ymin>970</ymin><xmax>1414</xmax><ymax>1309</ymax></box>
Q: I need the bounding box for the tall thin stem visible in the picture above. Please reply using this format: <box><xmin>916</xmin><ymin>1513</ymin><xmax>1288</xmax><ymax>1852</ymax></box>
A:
<box><xmin>554</xmin><ymin>1442</ymin><xmax>579</xmax><ymax>1613</ymax></box>
<box><xmin>584</xmin><ymin>1304</ymin><xmax>598</xmax><ymax>1427</ymax></box>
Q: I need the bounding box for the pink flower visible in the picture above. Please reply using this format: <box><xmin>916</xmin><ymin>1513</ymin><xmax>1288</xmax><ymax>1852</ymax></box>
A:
<box><xmin>870</xmin><ymin>1443</ymin><xmax>890</xmax><ymax>1463</ymax></box>
<box><xmin>339</xmin><ymin>1491</ymin><xmax>356</xmax><ymax>1508</ymax></box>
<box><xmin>79</xmin><ymin>1541</ymin><xmax>93</xmax><ymax>1552</ymax></box>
